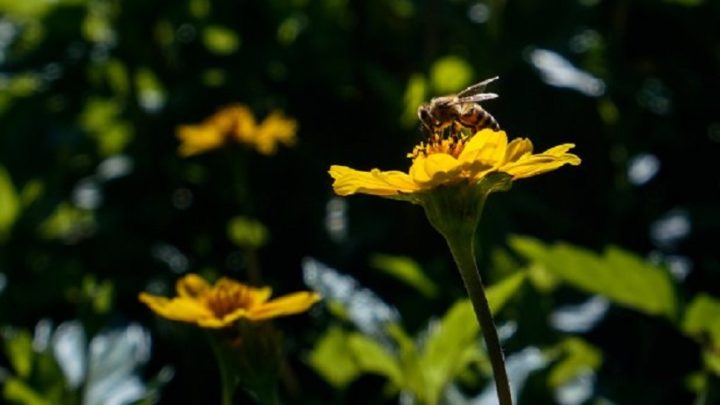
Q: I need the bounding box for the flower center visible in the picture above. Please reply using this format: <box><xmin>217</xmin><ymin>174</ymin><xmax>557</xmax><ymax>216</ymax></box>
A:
<box><xmin>408</xmin><ymin>133</ymin><xmax>469</xmax><ymax>160</ymax></box>
<box><xmin>204</xmin><ymin>284</ymin><xmax>254</xmax><ymax>318</ymax></box>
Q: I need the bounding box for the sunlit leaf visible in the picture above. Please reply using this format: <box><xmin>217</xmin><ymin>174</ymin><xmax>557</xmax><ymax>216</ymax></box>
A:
<box><xmin>682</xmin><ymin>294</ymin><xmax>720</xmax><ymax>347</ymax></box>
<box><xmin>106</xmin><ymin>60</ymin><xmax>130</xmax><ymax>97</ymax></box>
<box><xmin>307</xmin><ymin>327</ymin><xmax>361</xmax><ymax>388</ymax></box>
<box><xmin>370</xmin><ymin>254</ymin><xmax>437</xmax><ymax>297</ymax></box>
<box><xmin>82</xmin><ymin>276</ymin><xmax>114</xmax><ymax>314</ymax></box>
<box><xmin>348</xmin><ymin>333</ymin><xmax>403</xmax><ymax>386</ymax></box>
<box><xmin>430</xmin><ymin>56</ymin><xmax>474</xmax><ymax>95</ymax></box>
<box><xmin>703</xmin><ymin>350</ymin><xmax>720</xmax><ymax>376</ymax></box>
<box><xmin>39</xmin><ymin>202</ymin><xmax>95</xmax><ymax>241</ymax></box>
<box><xmin>0</xmin><ymin>166</ymin><xmax>20</xmax><ymax>242</ymax></box>
<box><xmin>510</xmin><ymin>236</ymin><xmax>677</xmax><ymax>318</ymax></box>
<box><xmin>486</xmin><ymin>272</ymin><xmax>527</xmax><ymax>312</ymax></box>
<box><xmin>418</xmin><ymin>272</ymin><xmax>526</xmax><ymax>404</ymax></box>
<box><xmin>3</xmin><ymin>378</ymin><xmax>50</xmax><ymax>405</ymax></box>
<box><xmin>80</xmin><ymin>98</ymin><xmax>134</xmax><ymax>156</ymax></box>
<box><xmin>547</xmin><ymin>337</ymin><xmax>602</xmax><ymax>388</ymax></box>
<box><xmin>203</xmin><ymin>25</ymin><xmax>240</xmax><ymax>55</ymax></box>
<box><xmin>135</xmin><ymin>68</ymin><xmax>166</xmax><ymax>113</ymax></box>
<box><xmin>7</xmin><ymin>74</ymin><xmax>40</xmax><ymax>97</ymax></box>
<box><xmin>82</xmin><ymin>8</ymin><xmax>112</xmax><ymax>43</ymax></box>
<box><xmin>4</xmin><ymin>329</ymin><xmax>33</xmax><ymax>378</ymax></box>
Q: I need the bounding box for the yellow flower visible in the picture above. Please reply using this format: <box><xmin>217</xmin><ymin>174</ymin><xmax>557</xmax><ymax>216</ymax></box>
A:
<box><xmin>329</xmin><ymin>129</ymin><xmax>580</xmax><ymax>199</ymax></box>
<box><xmin>176</xmin><ymin>125</ymin><xmax>226</xmax><ymax>157</ymax></box>
<box><xmin>250</xmin><ymin>112</ymin><xmax>298</xmax><ymax>155</ymax></box>
<box><xmin>176</xmin><ymin>104</ymin><xmax>298</xmax><ymax>156</ymax></box>
<box><xmin>139</xmin><ymin>274</ymin><xmax>321</xmax><ymax>328</ymax></box>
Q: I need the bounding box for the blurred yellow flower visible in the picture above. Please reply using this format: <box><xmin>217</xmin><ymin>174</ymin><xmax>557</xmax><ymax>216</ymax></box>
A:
<box><xmin>176</xmin><ymin>104</ymin><xmax>297</xmax><ymax>157</ymax></box>
<box><xmin>139</xmin><ymin>274</ymin><xmax>320</xmax><ymax>328</ymax></box>
<box><xmin>329</xmin><ymin>129</ymin><xmax>580</xmax><ymax>198</ymax></box>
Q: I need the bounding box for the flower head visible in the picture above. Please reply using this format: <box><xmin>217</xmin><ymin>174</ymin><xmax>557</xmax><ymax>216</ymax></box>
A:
<box><xmin>329</xmin><ymin>129</ymin><xmax>580</xmax><ymax>201</ymax></box>
<box><xmin>139</xmin><ymin>274</ymin><xmax>320</xmax><ymax>328</ymax></box>
<box><xmin>176</xmin><ymin>104</ymin><xmax>297</xmax><ymax>157</ymax></box>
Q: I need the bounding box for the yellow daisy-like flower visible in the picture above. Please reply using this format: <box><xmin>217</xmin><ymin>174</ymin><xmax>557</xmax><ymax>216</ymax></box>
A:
<box><xmin>139</xmin><ymin>274</ymin><xmax>321</xmax><ymax>328</ymax></box>
<box><xmin>329</xmin><ymin>129</ymin><xmax>580</xmax><ymax>199</ymax></box>
<box><xmin>176</xmin><ymin>104</ymin><xmax>297</xmax><ymax>157</ymax></box>
<box><xmin>176</xmin><ymin>125</ymin><xmax>226</xmax><ymax>157</ymax></box>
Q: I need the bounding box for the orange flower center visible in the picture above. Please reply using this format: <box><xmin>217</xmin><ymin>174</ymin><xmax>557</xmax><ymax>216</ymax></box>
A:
<box><xmin>203</xmin><ymin>284</ymin><xmax>255</xmax><ymax>318</ymax></box>
<box><xmin>408</xmin><ymin>133</ymin><xmax>469</xmax><ymax>160</ymax></box>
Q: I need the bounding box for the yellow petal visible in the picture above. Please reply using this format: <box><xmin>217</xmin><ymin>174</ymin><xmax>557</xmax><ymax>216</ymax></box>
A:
<box><xmin>176</xmin><ymin>273</ymin><xmax>211</xmax><ymax>298</ymax></box>
<box><xmin>501</xmin><ymin>152</ymin><xmax>581</xmax><ymax>180</ymax></box>
<box><xmin>504</xmin><ymin>138</ymin><xmax>533</xmax><ymax>163</ymax></box>
<box><xmin>542</xmin><ymin>143</ymin><xmax>576</xmax><ymax>156</ymax></box>
<box><xmin>329</xmin><ymin>165</ymin><xmax>419</xmax><ymax>196</ymax></box>
<box><xmin>219</xmin><ymin>307</ymin><xmax>252</xmax><ymax>325</ymax></box>
<box><xmin>206</xmin><ymin>104</ymin><xmax>255</xmax><ymax>137</ymax></box>
<box><xmin>247</xmin><ymin>291</ymin><xmax>321</xmax><ymax>321</ymax></box>
<box><xmin>252</xmin><ymin>112</ymin><xmax>297</xmax><ymax>155</ymax></box>
<box><xmin>176</xmin><ymin>125</ymin><xmax>226</xmax><ymax>156</ymax></box>
<box><xmin>459</xmin><ymin>129</ymin><xmax>508</xmax><ymax>166</ymax></box>
<box><xmin>410</xmin><ymin>153</ymin><xmax>462</xmax><ymax>186</ymax></box>
<box><xmin>196</xmin><ymin>317</ymin><xmax>238</xmax><ymax>329</ymax></box>
<box><xmin>139</xmin><ymin>293</ymin><xmax>214</xmax><ymax>323</ymax></box>
<box><xmin>214</xmin><ymin>277</ymin><xmax>273</xmax><ymax>307</ymax></box>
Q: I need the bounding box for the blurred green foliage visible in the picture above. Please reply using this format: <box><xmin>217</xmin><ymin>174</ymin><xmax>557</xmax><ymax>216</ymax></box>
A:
<box><xmin>510</xmin><ymin>235</ymin><xmax>677</xmax><ymax>318</ymax></box>
<box><xmin>309</xmin><ymin>272</ymin><xmax>526</xmax><ymax>405</ymax></box>
<box><xmin>0</xmin><ymin>0</ymin><xmax>719</xmax><ymax>403</ymax></box>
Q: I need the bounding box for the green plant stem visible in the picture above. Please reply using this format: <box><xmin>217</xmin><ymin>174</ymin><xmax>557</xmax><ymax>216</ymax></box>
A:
<box><xmin>446</xmin><ymin>235</ymin><xmax>512</xmax><ymax>405</ymax></box>
<box><xmin>209</xmin><ymin>334</ymin><xmax>236</xmax><ymax>405</ymax></box>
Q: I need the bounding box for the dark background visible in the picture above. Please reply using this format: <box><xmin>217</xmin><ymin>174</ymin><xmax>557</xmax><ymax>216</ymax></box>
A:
<box><xmin>0</xmin><ymin>0</ymin><xmax>719</xmax><ymax>404</ymax></box>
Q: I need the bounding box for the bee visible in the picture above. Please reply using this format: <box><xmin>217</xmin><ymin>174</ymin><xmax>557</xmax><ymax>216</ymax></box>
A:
<box><xmin>417</xmin><ymin>76</ymin><xmax>501</xmax><ymax>136</ymax></box>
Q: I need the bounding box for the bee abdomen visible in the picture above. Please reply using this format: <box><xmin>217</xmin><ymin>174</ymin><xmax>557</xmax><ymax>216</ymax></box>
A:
<box><xmin>459</xmin><ymin>108</ymin><xmax>501</xmax><ymax>132</ymax></box>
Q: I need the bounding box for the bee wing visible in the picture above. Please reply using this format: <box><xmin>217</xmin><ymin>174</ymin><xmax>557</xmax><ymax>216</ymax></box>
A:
<box><xmin>456</xmin><ymin>76</ymin><xmax>499</xmax><ymax>98</ymax></box>
<box><xmin>451</xmin><ymin>92</ymin><xmax>499</xmax><ymax>105</ymax></box>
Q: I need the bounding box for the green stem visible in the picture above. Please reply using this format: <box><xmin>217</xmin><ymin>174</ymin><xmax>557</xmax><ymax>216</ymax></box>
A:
<box><xmin>209</xmin><ymin>334</ymin><xmax>236</xmax><ymax>405</ymax></box>
<box><xmin>446</xmin><ymin>235</ymin><xmax>513</xmax><ymax>405</ymax></box>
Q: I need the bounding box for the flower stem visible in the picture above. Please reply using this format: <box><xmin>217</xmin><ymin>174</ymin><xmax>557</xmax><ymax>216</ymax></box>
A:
<box><xmin>446</xmin><ymin>235</ymin><xmax>513</xmax><ymax>405</ymax></box>
<box><xmin>208</xmin><ymin>334</ymin><xmax>237</xmax><ymax>405</ymax></box>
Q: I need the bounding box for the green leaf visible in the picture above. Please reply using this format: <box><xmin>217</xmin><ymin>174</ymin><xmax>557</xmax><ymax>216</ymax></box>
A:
<box><xmin>486</xmin><ymin>272</ymin><xmax>527</xmax><ymax>313</ymax></box>
<box><xmin>4</xmin><ymin>329</ymin><xmax>34</xmax><ymax>378</ymax></box>
<box><xmin>418</xmin><ymin>272</ymin><xmax>526</xmax><ymax>404</ymax></box>
<box><xmin>307</xmin><ymin>327</ymin><xmax>361</xmax><ymax>388</ymax></box>
<box><xmin>0</xmin><ymin>166</ymin><xmax>20</xmax><ymax>242</ymax></box>
<box><xmin>510</xmin><ymin>235</ymin><xmax>677</xmax><ymax>318</ymax></box>
<box><xmin>20</xmin><ymin>180</ymin><xmax>43</xmax><ymax>208</ymax></box>
<box><xmin>348</xmin><ymin>333</ymin><xmax>403</xmax><ymax>386</ymax></box>
<box><xmin>703</xmin><ymin>350</ymin><xmax>720</xmax><ymax>376</ymax></box>
<box><xmin>369</xmin><ymin>254</ymin><xmax>437</xmax><ymax>297</ymax></box>
<box><xmin>3</xmin><ymin>378</ymin><xmax>50</xmax><ymax>405</ymax></box>
<box><xmin>547</xmin><ymin>337</ymin><xmax>602</xmax><ymax>387</ymax></box>
<box><xmin>682</xmin><ymin>294</ymin><xmax>720</xmax><ymax>347</ymax></box>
